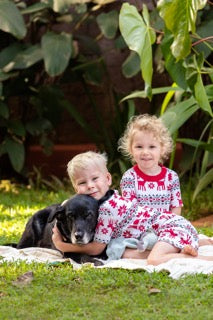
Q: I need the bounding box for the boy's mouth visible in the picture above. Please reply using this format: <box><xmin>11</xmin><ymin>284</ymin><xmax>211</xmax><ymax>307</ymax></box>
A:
<box><xmin>89</xmin><ymin>191</ymin><xmax>98</xmax><ymax>197</ymax></box>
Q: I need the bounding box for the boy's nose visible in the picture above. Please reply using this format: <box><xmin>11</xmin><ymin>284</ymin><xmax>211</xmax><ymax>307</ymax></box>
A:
<box><xmin>87</xmin><ymin>181</ymin><xmax>94</xmax><ymax>189</ymax></box>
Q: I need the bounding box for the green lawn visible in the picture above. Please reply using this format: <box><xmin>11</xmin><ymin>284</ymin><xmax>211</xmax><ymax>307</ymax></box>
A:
<box><xmin>0</xmin><ymin>184</ymin><xmax>212</xmax><ymax>320</ymax></box>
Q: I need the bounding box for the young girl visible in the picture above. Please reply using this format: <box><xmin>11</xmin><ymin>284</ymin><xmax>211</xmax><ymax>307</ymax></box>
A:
<box><xmin>118</xmin><ymin>114</ymin><xmax>182</xmax><ymax>215</ymax></box>
<box><xmin>118</xmin><ymin>114</ymin><xmax>212</xmax><ymax>248</ymax></box>
<box><xmin>52</xmin><ymin>151</ymin><xmax>213</xmax><ymax>265</ymax></box>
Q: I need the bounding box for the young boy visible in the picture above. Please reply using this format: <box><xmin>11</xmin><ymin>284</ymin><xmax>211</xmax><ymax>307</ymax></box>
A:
<box><xmin>52</xmin><ymin>151</ymin><xmax>213</xmax><ymax>265</ymax></box>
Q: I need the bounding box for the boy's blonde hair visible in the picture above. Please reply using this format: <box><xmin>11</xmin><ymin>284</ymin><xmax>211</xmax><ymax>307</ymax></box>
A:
<box><xmin>67</xmin><ymin>151</ymin><xmax>108</xmax><ymax>187</ymax></box>
<box><xmin>118</xmin><ymin>114</ymin><xmax>173</xmax><ymax>163</ymax></box>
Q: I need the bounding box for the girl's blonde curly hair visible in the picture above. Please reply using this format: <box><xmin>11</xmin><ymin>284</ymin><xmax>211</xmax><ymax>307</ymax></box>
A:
<box><xmin>118</xmin><ymin>114</ymin><xmax>173</xmax><ymax>164</ymax></box>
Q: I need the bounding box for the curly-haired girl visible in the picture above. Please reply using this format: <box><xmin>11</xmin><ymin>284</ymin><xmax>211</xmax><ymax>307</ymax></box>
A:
<box><xmin>118</xmin><ymin>114</ymin><xmax>183</xmax><ymax>215</ymax></box>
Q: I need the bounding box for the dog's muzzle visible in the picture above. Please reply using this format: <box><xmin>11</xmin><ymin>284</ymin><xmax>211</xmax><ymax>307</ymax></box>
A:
<box><xmin>71</xmin><ymin>231</ymin><xmax>93</xmax><ymax>244</ymax></box>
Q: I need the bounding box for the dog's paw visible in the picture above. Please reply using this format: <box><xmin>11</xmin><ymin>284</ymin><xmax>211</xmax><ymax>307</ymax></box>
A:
<box><xmin>80</xmin><ymin>255</ymin><xmax>104</xmax><ymax>266</ymax></box>
<box><xmin>93</xmin><ymin>258</ymin><xmax>104</xmax><ymax>266</ymax></box>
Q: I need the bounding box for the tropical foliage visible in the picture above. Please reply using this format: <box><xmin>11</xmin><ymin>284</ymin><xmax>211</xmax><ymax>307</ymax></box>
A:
<box><xmin>0</xmin><ymin>0</ymin><xmax>212</xmax><ymax>203</ymax></box>
<box><xmin>0</xmin><ymin>0</ymin><xmax>128</xmax><ymax>176</ymax></box>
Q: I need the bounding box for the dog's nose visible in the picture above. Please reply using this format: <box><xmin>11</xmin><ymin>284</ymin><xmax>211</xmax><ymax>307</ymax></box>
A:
<box><xmin>74</xmin><ymin>231</ymin><xmax>83</xmax><ymax>240</ymax></box>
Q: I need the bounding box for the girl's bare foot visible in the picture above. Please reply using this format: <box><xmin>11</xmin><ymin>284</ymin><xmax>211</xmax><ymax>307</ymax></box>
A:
<box><xmin>182</xmin><ymin>245</ymin><xmax>198</xmax><ymax>257</ymax></box>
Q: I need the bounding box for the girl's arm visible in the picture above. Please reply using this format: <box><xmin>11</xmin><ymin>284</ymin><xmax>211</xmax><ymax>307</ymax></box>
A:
<box><xmin>52</xmin><ymin>225</ymin><xmax>106</xmax><ymax>255</ymax></box>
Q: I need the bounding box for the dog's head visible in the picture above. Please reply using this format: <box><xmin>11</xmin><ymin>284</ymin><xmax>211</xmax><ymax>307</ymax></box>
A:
<box><xmin>48</xmin><ymin>194</ymin><xmax>99</xmax><ymax>244</ymax></box>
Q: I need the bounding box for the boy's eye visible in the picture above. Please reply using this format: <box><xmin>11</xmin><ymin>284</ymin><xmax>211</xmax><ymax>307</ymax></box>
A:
<box><xmin>78</xmin><ymin>181</ymin><xmax>85</xmax><ymax>185</ymax></box>
<box><xmin>92</xmin><ymin>176</ymin><xmax>98</xmax><ymax>181</ymax></box>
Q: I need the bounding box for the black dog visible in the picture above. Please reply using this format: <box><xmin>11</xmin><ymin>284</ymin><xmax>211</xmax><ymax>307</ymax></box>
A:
<box><xmin>16</xmin><ymin>194</ymin><xmax>107</xmax><ymax>264</ymax></box>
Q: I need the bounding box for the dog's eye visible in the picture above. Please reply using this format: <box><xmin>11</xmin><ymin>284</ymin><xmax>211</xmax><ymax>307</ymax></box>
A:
<box><xmin>67</xmin><ymin>214</ymin><xmax>73</xmax><ymax>220</ymax></box>
<box><xmin>85</xmin><ymin>210</ymin><xmax>95</xmax><ymax>219</ymax></box>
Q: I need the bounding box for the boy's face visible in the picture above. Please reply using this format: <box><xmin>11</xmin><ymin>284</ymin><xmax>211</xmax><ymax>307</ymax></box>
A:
<box><xmin>73</xmin><ymin>165</ymin><xmax>112</xmax><ymax>200</ymax></box>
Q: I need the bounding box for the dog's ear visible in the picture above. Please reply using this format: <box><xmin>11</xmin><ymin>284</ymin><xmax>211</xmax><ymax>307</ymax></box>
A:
<box><xmin>47</xmin><ymin>205</ymin><xmax>65</xmax><ymax>223</ymax></box>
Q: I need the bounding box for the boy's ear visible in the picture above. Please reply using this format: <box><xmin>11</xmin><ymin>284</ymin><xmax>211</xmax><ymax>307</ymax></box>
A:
<box><xmin>107</xmin><ymin>172</ymin><xmax>112</xmax><ymax>185</ymax></box>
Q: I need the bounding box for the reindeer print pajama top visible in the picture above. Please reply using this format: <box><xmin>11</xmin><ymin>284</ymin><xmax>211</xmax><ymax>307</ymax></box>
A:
<box><xmin>93</xmin><ymin>190</ymin><xmax>198</xmax><ymax>250</ymax></box>
<box><xmin>120</xmin><ymin>165</ymin><xmax>183</xmax><ymax>213</ymax></box>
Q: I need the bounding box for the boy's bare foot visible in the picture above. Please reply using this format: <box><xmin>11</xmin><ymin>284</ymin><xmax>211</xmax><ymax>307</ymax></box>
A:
<box><xmin>199</xmin><ymin>238</ymin><xmax>213</xmax><ymax>246</ymax></box>
<box><xmin>182</xmin><ymin>245</ymin><xmax>198</xmax><ymax>257</ymax></box>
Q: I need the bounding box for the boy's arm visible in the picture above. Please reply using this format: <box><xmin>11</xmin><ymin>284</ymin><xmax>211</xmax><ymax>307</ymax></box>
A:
<box><xmin>52</xmin><ymin>225</ymin><xmax>106</xmax><ymax>255</ymax></box>
<box><xmin>171</xmin><ymin>207</ymin><xmax>181</xmax><ymax>215</ymax></box>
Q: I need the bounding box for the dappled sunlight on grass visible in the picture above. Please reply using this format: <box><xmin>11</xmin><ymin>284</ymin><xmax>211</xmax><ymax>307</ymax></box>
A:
<box><xmin>0</xmin><ymin>187</ymin><xmax>71</xmax><ymax>244</ymax></box>
<box><xmin>0</xmin><ymin>184</ymin><xmax>212</xmax><ymax>320</ymax></box>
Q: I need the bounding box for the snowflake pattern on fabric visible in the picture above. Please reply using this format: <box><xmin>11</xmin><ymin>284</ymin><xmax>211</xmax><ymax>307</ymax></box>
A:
<box><xmin>120</xmin><ymin>165</ymin><xmax>183</xmax><ymax>213</ymax></box>
<box><xmin>93</xmin><ymin>190</ymin><xmax>198</xmax><ymax>250</ymax></box>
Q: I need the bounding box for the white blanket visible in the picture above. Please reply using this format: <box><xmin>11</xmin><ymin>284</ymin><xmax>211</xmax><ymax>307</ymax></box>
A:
<box><xmin>0</xmin><ymin>235</ymin><xmax>213</xmax><ymax>280</ymax></box>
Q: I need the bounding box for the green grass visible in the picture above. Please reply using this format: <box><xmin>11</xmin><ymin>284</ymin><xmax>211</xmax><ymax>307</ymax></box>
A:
<box><xmin>0</xmin><ymin>184</ymin><xmax>213</xmax><ymax>319</ymax></box>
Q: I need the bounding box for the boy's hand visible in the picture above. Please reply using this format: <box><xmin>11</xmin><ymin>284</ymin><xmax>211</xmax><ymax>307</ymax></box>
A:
<box><xmin>52</xmin><ymin>225</ymin><xmax>64</xmax><ymax>249</ymax></box>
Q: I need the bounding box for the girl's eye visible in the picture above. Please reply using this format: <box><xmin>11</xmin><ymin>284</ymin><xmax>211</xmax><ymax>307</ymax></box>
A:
<box><xmin>93</xmin><ymin>177</ymin><xmax>98</xmax><ymax>181</ymax></box>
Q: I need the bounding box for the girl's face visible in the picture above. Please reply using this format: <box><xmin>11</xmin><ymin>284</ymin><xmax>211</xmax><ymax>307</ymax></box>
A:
<box><xmin>73</xmin><ymin>165</ymin><xmax>112</xmax><ymax>200</ymax></box>
<box><xmin>131</xmin><ymin>130</ymin><xmax>164</xmax><ymax>174</ymax></box>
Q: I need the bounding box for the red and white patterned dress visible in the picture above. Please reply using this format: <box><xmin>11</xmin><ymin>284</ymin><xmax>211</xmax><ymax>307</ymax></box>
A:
<box><xmin>120</xmin><ymin>165</ymin><xmax>183</xmax><ymax>213</ymax></box>
<box><xmin>94</xmin><ymin>190</ymin><xmax>198</xmax><ymax>250</ymax></box>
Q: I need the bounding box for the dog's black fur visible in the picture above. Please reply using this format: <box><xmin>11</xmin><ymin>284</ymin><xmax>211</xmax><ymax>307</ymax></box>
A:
<box><xmin>16</xmin><ymin>193</ymin><xmax>110</xmax><ymax>264</ymax></box>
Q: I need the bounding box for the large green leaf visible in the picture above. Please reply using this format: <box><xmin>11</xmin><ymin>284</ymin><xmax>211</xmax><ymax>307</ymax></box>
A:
<box><xmin>196</xmin><ymin>17</ymin><xmax>213</xmax><ymax>59</ymax></box>
<box><xmin>177</xmin><ymin>138</ymin><xmax>213</xmax><ymax>153</ymax></box>
<box><xmin>0</xmin><ymin>43</ymin><xmax>24</xmax><ymax>68</ymax></box>
<box><xmin>158</xmin><ymin>0</ymin><xmax>207</xmax><ymax>60</ymax></box>
<box><xmin>21</xmin><ymin>2</ymin><xmax>51</xmax><ymax>14</ymax></box>
<box><xmin>192</xmin><ymin>168</ymin><xmax>213</xmax><ymax>202</ymax></box>
<box><xmin>185</xmin><ymin>55</ymin><xmax>213</xmax><ymax>117</ymax></box>
<box><xmin>161</xmin><ymin>31</ymin><xmax>187</xmax><ymax>89</ymax></box>
<box><xmin>5</xmin><ymin>138</ymin><xmax>25</xmax><ymax>172</ymax></box>
<box><xmin>0</xmin><ymin>0</ymin><xmax>26</xmax><ymax>39</ymax></box>
<box><xmin>119</xmin><ymin>3</ymin><xmax>156</xmax><ymax>99</ymax></box>
<box><xmin>41</xmin><ymin>32</ymin><xmax>72</xmax><ymax>77</ymax></box>
<box><xmin>122</xmin><ymin>51</ymin><xmax>140</xmax><ymax>78</ymax></box>
<box><xmin>121</xmin><ymin>86</ymin><xmax>182</xmax><ymax>102</ymax></box>
<box><xmin>160</xmin><ymin>97</ymin><xmax>199</xmax><ymax>134</ymax></box>
<box><xmin>3</xmin><ymin>45</ymin><xmax>43</xmax><ymax>72</ymax></box>
<box><xmin>195</xmin><ymin>73</ymin><xmax>213</xmax><ymax>117</ymax></box>
<box><xmin>205</xmin><ymin>85</ymin><xmax>213</xmax><ymax>102</ymax></box>
<box><xmin>96</xmin><ymin>10</ymin><xmax>119</xmax><ymax>39</ymax></box>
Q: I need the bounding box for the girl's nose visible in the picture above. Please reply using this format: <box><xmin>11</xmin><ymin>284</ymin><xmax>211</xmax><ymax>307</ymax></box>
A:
<box><xmin>142</xmin><ymin>148</ymin><xmax>148</xmax><ymax>154</ymax></box>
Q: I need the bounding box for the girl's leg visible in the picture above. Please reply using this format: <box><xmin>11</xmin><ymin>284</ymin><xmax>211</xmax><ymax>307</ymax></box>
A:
<box><xmin>122</xmin><ymin>248</ymin><xmax>150</xmax><ymax>259</ymax></box>
<box><xmin>147</xmin><ymin>241</ymin><xmax>213</xmax><ymax>266</ymax></box>
<box><xmin>199</xmin><ymin>238</ymin><xmax>213</xmax><ymax>246</ymax></box>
